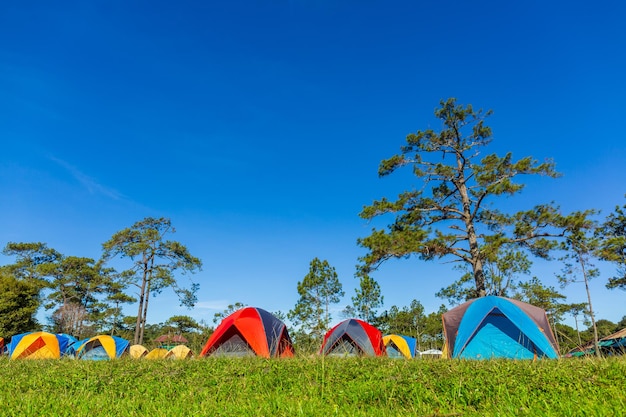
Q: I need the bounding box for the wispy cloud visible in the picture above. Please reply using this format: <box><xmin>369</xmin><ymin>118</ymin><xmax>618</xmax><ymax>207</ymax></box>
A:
<box><xmin>48</xmin><ymin>155</ymin><xmax>123</xmax><ymax>200</ymax></box>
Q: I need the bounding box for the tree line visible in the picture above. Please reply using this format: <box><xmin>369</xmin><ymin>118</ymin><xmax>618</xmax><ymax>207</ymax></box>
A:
<box><xmin>1</xmin><ymin>99</ymin><xmax>625</xmax><ymax>355</ymax></box>
<box><xmin>0</xmin><ymin>218</ymin><xmax>201</xmax><ymax>346</ymax></box>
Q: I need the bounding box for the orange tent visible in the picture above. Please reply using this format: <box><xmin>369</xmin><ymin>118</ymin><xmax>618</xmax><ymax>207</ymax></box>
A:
<box><xmin>200</xmin><ymin>307</ymin><xmax>294</xmax><ymax>358</ymax></box>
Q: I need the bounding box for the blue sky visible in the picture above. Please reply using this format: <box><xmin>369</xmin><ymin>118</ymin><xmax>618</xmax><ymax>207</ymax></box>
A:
<box><xmin>1</xmin><ymin>1</ymin><xmax>625</xmax><ymax>329</ymax></box>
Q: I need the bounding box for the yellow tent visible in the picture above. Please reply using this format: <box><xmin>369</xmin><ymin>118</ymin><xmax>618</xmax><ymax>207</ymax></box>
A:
<box><xmin>383</xmin><ymin>334</ymin><xmax>419</xmax><ymax>359</ymax></box>
<box><xmin>165</xmin><ymin>345</ymin><xmax>193</xmax><ymax>359</ymax></box>
<box><xmin>145</xmin><ymin>348</ymin><xmax>169</xmax><ymax>359</ymax></box>
<box><xmin>9</xmin><ymin>332</ymin><xmax>61</xmax><ymax>359</ymax></box>
<box><xmin>76</xmin><ymin>335</ymin><xmax>130</xmax><ymax>360</ymax></box>
<box><xmin>129</xmin><ymin>344</ymin><xmax>148</xmax><ymax>359</ymax></box>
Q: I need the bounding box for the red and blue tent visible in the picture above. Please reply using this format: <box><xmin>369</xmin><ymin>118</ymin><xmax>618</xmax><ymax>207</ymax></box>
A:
<box><xmin>320</xmin><ymin>319</ymin><xmax>385</xmax><ymax>357</ymax></box>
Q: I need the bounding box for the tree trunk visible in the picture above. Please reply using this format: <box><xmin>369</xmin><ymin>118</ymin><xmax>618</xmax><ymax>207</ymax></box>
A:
<box><xmin>580</xmin><ymin>255</ymin><xmax>600</xmax><ymax>357</ymax></box>
<box><xmin>139</xmin><ymin>255</ymin><xmax>155</xmax><ymax>345</ymax></box>
<box><xmin>574</xmin><ymin>315</ymin><xmax>582</xmax><ymax>346</ymax></box>
<box><xmin>140</xmin><ymin>279</ymin><xmax>151</xmax><ymax>345</ymax></box>
<box><xmin>456</xmin><ymin>159</ymin><xmax>486</xmax><ymax>297</ymax></box>
<box><xmin>134</xmin><ymin>259</ymin><xmax>149</xmax><ymax>345</ymax></box>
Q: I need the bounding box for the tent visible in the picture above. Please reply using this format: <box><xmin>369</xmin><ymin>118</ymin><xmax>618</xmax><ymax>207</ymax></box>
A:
<box><xmin>129</xmin><ymin>344</ymin><xmax>149</xmax><ymax>359</ymax></box>
<box><xmin>442</xmin><ymin>296</ymin><xmax>559</xmax><ymax>360</ymax></box>
<box><xmin>57</xmin><ymin>333</ymin><xmax>78</xmax><ymax>356</ymax></box>
<box><xmin>200</xmin><ymin>307</ymin><xmax>294</xmax><ymax>358</ymax></box>
<box><xmin>320</xmin><ymin>319</ymin><xmax>385</xmax><ymax>357</ymax></box>
<box><xmin>165</xmin><ymin>345</ymin><xmax>193</xmax><ymax>359</ymax></box>
<box><xmin>8</xmin><ymin>332</ymin><xmax>76</xmax><ymax>359</ymax></box>
<box><xmin>145</xmin><ymin>348</ymin><xmax>169</xmax><ymax>359</ymax></box>
<box><xmin>66</xmin><ymin>338</ymin><xmax>89</xmax><ymax>357</ymax></box>
<box><xmin>76</xmin><ymin>335</ymin><xmax>129</xmax><ymax>360</ymax></box>
<box><xmin>421</xmin><ymin>348</ymin><xmax>443</xmax><ymax>358</ymax></box>
<box><xmin>383</xmin><ymin>334</ymin><xmax>420</xmax><ymax>359</ymax></box>
<box><xmin>594</xmin><ymin>327</ymin><xmax>626</xmax><ymax>355</ymax></box>
<box><xmin>566</xmin><ymin>327</ymin><xmax>626</xmax><ymax>357</ymax></box>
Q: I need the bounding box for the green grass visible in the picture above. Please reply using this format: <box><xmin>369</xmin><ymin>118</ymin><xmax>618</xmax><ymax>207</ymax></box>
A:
<box><xmin>1</xmin><ymin>356</ymin><xmax>624</xmax><ymax>416</ymax></box>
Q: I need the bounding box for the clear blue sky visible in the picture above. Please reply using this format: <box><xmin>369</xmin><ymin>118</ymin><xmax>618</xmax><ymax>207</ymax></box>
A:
<box><xmin>1</xmin><ymin>1</ymin><xmax>625</xmax><ymax>329</ymax></box>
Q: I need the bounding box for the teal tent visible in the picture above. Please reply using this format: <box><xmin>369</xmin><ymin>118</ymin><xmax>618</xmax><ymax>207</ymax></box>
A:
<box><xmin>442</xmin><ymin>296</ymin><xmax>559</xmax><ymax>360</ymax></box>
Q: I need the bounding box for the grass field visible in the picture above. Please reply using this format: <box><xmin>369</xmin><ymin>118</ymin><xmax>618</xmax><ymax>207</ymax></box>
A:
<box><xmin>1</xmin><ymin>356</ymin><xmax>624</xmax><ymax>416</ymax></box>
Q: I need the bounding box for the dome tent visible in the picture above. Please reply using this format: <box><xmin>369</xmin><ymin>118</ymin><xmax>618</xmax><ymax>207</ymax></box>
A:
<box><xmin>8</xmin><ymin>332</ymin><xmax>76</xmax><ymax>359</ymax></box>
<box><xmin>566</xmin><ymin>327</ymin><xmax>626</xmax><ymax>357</ymax></box>
<box><xmin>165</xmin><ymin>344</ymin><xmax>193</xmax><ymax>359</ymax></box>
<box><xmin>200</xmin><ymin>307</ymin><xmax>294</xmax><ymax>358</ymax></box>
<box><xmin>76</xmin><ymin>335</ymin><xmax>129</xmax><ymax>360</ymax></box>
<box><xmin>383</xmin><ymin>334</ymin><xmax>420</xmax><ymax>359</ymax></box>
<box><xmin>129</xmin><ymin>344</ymin><xmax>148</xmax><ymax>359</ymax></box>
<box><xmin>320</xmin><ymin>319</ymin><xmax>386</xmax><ymax>357</ymax></box>
<box><xmin>145</xmin><ymin>348</ymin><xmax>169</xmax><ymax>359</ymax></box>
<box><xmin>442</xmin><ymin>296</ymin><xmax>559</xmax><ymax>360</ymax></box>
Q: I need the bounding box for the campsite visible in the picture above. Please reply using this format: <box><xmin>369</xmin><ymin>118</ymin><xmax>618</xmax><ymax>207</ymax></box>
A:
<box><xmin>2</xmin><ymin>303</ymin><xmax>626</xmax><ymax>415</ymax></box>
<box><xmin>3</xmin><ymin>1</ymin><xmax>626</xmax><ymax>415</ymax></box>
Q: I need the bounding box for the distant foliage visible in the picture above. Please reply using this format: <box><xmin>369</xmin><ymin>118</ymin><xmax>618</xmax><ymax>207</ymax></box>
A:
<box><xmin>0</xmin><ymin>270</ymin><xmax>40</xmax><ymax>335</ymax></box>
<box><xmin>598</xmin><ymin>198</ymin><xmax>626</xmax><ymax>290</ymax></box>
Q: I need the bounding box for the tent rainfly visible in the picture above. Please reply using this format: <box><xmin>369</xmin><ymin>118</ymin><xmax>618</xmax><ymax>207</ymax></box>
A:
<box><xmin>383</xmin><ymin>334</ymin><xmax>420</xmax><ymax>359</ymax></box>
<box><xmin>129</xmin><ymin>344</ymin><xmax>149</xmax><ymax>359</ymax></box>
<box><xmin>442</xmin><ymin>296</ymin><xmax>559</xmax><ymax>360</ymax></box>
<box><xmin>200</xmin><ymin>307</ymin><xmax>294</xmax><ymax>358</ymax></box>
<box><xmin>165</xmin><ymin>345</ymin><xmax>193</xmax><ymax>359</ymax></box>
<box><xmin>8</xmin><ymin>332</ymin><xmax>76</xmax><ymax>359</ymax></box>
<box><xmin>145</xmin><ymin>348</ymin><xmax>169</xmax><ymax>359</ymax></box>
<box><xmin>566</xmin><ymin>327</ymin><xmax>626</xmax><ymax>357</ymax></box>
<box><xmin>76</xmin><ymin>335</ymin><xmax>130</xmax><ymax>360</ymax></box>
<box><xmin>320</xmin><ymin>319</ymin><xmax>386</xmax><ymax>357</ymax></box>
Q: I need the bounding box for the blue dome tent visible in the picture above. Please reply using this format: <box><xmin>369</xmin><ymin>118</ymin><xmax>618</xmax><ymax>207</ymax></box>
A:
<box><xmin>442</xmin><ymin>296</ymin><xmax>559</xmax><ymax>360</ymax></box>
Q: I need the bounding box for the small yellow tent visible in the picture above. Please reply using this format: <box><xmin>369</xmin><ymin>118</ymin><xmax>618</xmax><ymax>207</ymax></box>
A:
<box><xmin>165</xmin><ymin>345</ymin><xmax>193</xmax><ymax>359</ymax></box>
<box><xmin>129</xmin><ymin>344</ymin><xmax>148</xmax><ymax>359</ymax></box>
<box><xmin>383</xmin><ymin>334</ymin><xmax>419</xmax><ymax>359</ymax></box>
<box><xmin>145</xmin><ymin>348</ymin><xmax>169</xmax><ymax>359</ymax></box>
